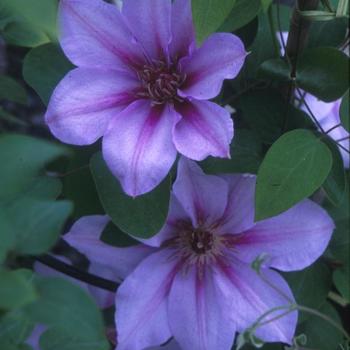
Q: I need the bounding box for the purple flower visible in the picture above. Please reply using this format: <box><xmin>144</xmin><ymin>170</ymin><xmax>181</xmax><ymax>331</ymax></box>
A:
<box><xmin>64</xmin><ymin>158</ymin><xmax>334</xmax><ymax>350</ymax></box>
<box><xmin>45</xmin><ymin>0</ymin><xmax>247</xmax><ymax>196</ymax></box>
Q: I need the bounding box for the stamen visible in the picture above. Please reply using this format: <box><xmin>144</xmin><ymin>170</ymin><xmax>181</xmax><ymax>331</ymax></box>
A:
<box><xmin>136</xmin><ymin>61</ymin><xmax>185</xmax><ymax>104</ymax></box>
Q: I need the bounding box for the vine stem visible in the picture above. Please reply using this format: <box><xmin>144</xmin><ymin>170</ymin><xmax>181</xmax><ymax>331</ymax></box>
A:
<box><xmin>34</xmin><ymin>254</ymin><xmax>119</xmax><ymax>292</ymax></box>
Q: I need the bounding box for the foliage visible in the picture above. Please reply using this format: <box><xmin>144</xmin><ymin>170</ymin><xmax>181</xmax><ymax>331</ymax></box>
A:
<box><xmin>0</xmin><ymin>0</ymin><xmax>349</xmax><ymax>349</ymax></box>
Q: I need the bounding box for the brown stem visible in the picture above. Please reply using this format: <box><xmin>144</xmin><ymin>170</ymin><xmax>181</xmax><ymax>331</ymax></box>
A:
<box><xmin>285</xmin><ymin>0</ymin><xmax>320</xmax><ymax>78</ymax></box>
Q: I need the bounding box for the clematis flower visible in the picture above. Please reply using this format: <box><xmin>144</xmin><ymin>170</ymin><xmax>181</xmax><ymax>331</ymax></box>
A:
<box><xmin>64</xmin><ymin>158</ymin><xmax>334</xmax><ymax>350</ymax></box>
<box><xmin>45</xmin><ymin>0</ymin><xmax>247</xmax><ymax>196</ymax></box>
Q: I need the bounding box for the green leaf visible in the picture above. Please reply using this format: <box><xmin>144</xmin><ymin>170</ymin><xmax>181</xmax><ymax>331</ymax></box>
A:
<box><xmin>63</xmin><ymin>146</ymin><xmax>104</xmax><ymax>218</ymax></box>
<box><xmin>325</xmin><ymin>182</ymin><xmax>350</xmax><ymax>301</ymax></box>
<box><xmin>0</xmin><ymin>0</ymin><xmax>58</xmax><ymax>47</ymax></box>
<box><xmin>200</xmin><ymin>129</ymin><xmax>263</xmax><ymax>174</ymax></box>
<box><xmin>192</xmin><ymin>0</ymin><xmax>236</xmax><ymax>43</ymax></box>
<box><xmin>101</xmin><ymin>221</ymin><xmax>139</xmax><ymax>248</ymax></box>
<box><xmin>90</xmin><ymin>152</ymin><xmax>171</xmax><ymax>238</ymax></box>
<box><xmin>308</xmin><ymin>18</ymin><xmax>348</xmax><ymax>48</ymax></box>
<box><xmin>258</xmin><ymin>58</ymin><xmax>290</xmax><ymax>82</ymax></box>
<box><xmin>0</xmin><ymin>134</ymin><xmax>68</xmax><ymax>202</ymax></box>
<box><xmin>298</xmin><ymin>302</ymin><xmax>343</xmax><ymax>350</ymax></box>
<box><xmin>238</xmin><ymin>89</ymin><xmax>314</xmax><ymax>144</ymax></box>
<box><xmin>261</xmin><ymin>0</ymin><xmax>273</xmax><ymax>12</ymax></box>
<box><xmin>340</xmin><ymin>89</ymin><xmax>349</xmax><ymax>131</ymax></box>
<box><xmin>0</xmin><ymin>75</ymin><xmax>27</xmax><ymax>105</ymax></box>
<box><xmin>0</xmin><ymin>134</ymin><xmax>72</xmax><ymax>256</ymax></box>
<box><xmin>322</xmin><ymin>137</ymin><xmax>346</xmax><ymax>206</ymax></box>
<box><xmin>0</xmin><ymin>193</ymin><xmax>73</xmax><ymax>255</ymax></box>
<box><xmin>0</xmin><ymin>270</ymin><xmax>37</xmax><ymax>310</ymax></box>
<box><xmin>243</xmin><ymin>11</ymin><xmax>276</xmax><ymax>79</ymax></box>
<box><xmin>0</xmin><ymin>309</ymin><xmax>35</xmax><ymax>345</ymax></box>
<box><xmin>23</xmin><ymin>43</ymin><xmax>73</xmax><ymax>105</ymax></box>
<box><xmin>255</xmin><ymin>129</ymin><xmax>333</xmax><ymax>220</ymax></box>
<box><xmin>24</xmin><ymin>277</ymin><xmax>109</xmax><ymax>350</ymax></box>
<box><xmin>296</xmin><ymin>47</ymin><xmax>349</xmax><ymax>102</ymax></box>
<box><xmin>282</xmin><ymin>262</ymin><xmax>332</xmax><ymax>323</ymax></box>
<box><xmin>219</xmin><ymin>0</ymin><xmax>261</xmax><ymax>33</ymax></box>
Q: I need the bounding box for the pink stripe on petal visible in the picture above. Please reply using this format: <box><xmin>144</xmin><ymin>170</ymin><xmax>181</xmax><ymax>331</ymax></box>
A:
<box><xmin>234</xmin><ymin>199</ymin><xmax>334</xmax><ymax>271</ymax></box>
<box><xmin>179</xmin><ymin>33</ymin><xmax>247</xmax><ymax>100</ymax></box>
<box><xmin>103</xmin><ymin>100</ymin><xmax>179</xmax><ymax>196</ymax></box>
<box><xmin>217</xmin><ymin>258</ymin><xmax>297</xmax><ymax>344</ymax></box>
<box><xmin>173</xmin><ymin>158</ymin><xmax>229</xmax><ymax>227</ymax></box>
<box><xmin>217</xmin><ymin>174</ymin><xmax>256</xmax><ymax>234</ymax></box>
<box><xmin>173</xmin><ymin>100</ymin><xmax>233</xmax><ymax>161</ymax></box>
<box><xmin>45</xmin><ymin>68</ymin><xmax>139</xmax><ymax>145</ymax></box>
<box><xmin>168</xmin><ymin>266</ymin><xmax>236</xmax><ymax>350</ymax></box>
<box><xmin>122</xmin><ymin>0</ymin><xmax>172</xmax><ymax>61</ymax></box>
<box><xmin>169</xmin><ymin>0</ymin><xmax>195</xmax><ymax>59</ymax></box>
<box><xmin>59</xmin><ymin>0</ymin><xmax>145</xmax><ymax>70</ymax></box>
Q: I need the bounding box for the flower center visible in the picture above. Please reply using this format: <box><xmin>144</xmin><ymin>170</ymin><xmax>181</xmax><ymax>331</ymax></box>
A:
<box><xmin>167</xmin><ymin>222</ymin><xmax>226</xmax><ymax>268</ymax></box>
<box><xmin>189</xmin><ymin>229</ymin><xmax>215</xmax><ymax>255</ymax></box>
<box><xmin>137</xmin><ymin>61</ymin><xmax>185</xmax><ymax>105</ymax></box>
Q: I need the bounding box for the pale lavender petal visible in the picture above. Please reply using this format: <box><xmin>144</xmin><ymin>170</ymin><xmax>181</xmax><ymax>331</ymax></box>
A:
<box><xmin>59</xmin><ymin>0</ymin><xmax>144</xmax><ymax>69</ymax></box>
<box><xmin>173</xmin><ymin>100</ymin><xmax>233</xmax><ymax>160</ymax></box>
<box><xmin>179</xmin><ymin>33</ymin><xmax>247</xmax><ymax>100</ymax></box>
<box><xmin>122</xmin><ymin>0</ymin><xmax>172</xmax><ymax>61</ymax></box>
<box><xmin>88</xmin><ymin>264</ymin><xmax>117</xmax><ymax>308</ymax></box>
<box><xmin>26</xmin><ymin>325</ymin><xmax>46</xmax><ymax>350</ymax></box>
<box><xmin>173</xmin><ymin>158</ymin><xmax>229</xmax><ymax>227</ymax></box>
<box><xmin>169</xmin><ymin>0</ymin><xmax>195</xmax><ymax>59</ymax></box>
<box><xmin>103</xmin><ymin>100</ymin><xmax>180</xmax><ymax>197</ymax></box>
<box><xmin>301</xmin><ymin>92</ymin><xmax>337</xmax><ymax>123</ymax></box>
<box><xmin>168</xmin><ymin>266</ymin><xmax>236</xmax><ymax>350</ymax></box>
<box><xmin>140</xmin><ymin>196</ymin><xmax>188</xmax><ymax>248</ymax></box>
<box><xmin>276</xmin><ymin>31</ymin><xmax>289</xmax><ymax>56</ymax></box>
<box><xmin>218</xmin><ymin>258</ymin><xmax>297</xmax><ymax>344</ymax></box>
<box><xmin>234</xmin><ymin>200</ymin><xmax>334</xmax><ymax>272</ymax></box>
<box><xmin>147</xmin><ymin>339</ymin><xmax>181</xmax><ymax>350</ymax></box>
<box><xmin>64</xmin><ymin>215</ymin><xmax>155</xmax><ymax>280</ymax></box>
<box><xmin>218</xmin><ymin>174</ymin><xmax>256</xmax><ymax>234</ymax></box>
<box><xmin>116</xmin><ymin>249</ymin><xmax>180</xmax><ymax>350</ymax></box>
<box><xmin>45</xmin><ymin>68</ymin><xmax>138</xmax><ymax>145</ymax></box>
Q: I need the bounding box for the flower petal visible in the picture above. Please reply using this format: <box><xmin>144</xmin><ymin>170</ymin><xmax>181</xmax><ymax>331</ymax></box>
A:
<box><xmin>173</xmin><ymin>158</ymin><xmax>229</xmax><ymax>227</ymax></box>
<box><xmin>122</xmin><ymin>0</ymin><xmax>172</xmax><ymax>61</ymax></box>
<box><xmin>218</xmin><ymin>258</ymin><xmax>297</xmax><ymax>344</ymax></box>
<box><xmin>218</xmin><ymin>174</ymin><xmax>256</xmax><ymax>234</ymax></box>
<box><xmin>64</xmin><ymin>215</ymin><xmax>154</xmax><ymax>280</ymax></box>
<box><xmin>45</xmin><ymin>68</ymin><xmax>138</xmax><ymax>145</ymax></box>
<box><xmin>169</xmin><ymin>0</ymin><xmax>195</xmax><ymax>59</ymax></box>
<box><xmin>234</xmin><ymin>200</ymin><xmax>334</xmax><ymax>271</ymax></box>
<box><xmin>173</xmin><ymin>100</ymin><xmax>233</xmax><ymax>160</ymax></box>
<box><xmin>168</xmin><ymin>266</ymin><xmax>236</xmax><ymax>350</ymax></box>
<box><xmin>116</xmin><ymin>249</ymin><xmax>180</xmax><ymax>350</ymax></box>
<box><xmin>301</xmin><ymin>92</ymin><xmax>337</xmax><ymax>123</ymax></box>
<box><xmin>179</xmin><ymin>33</ymin><xmax>247</xmax><ymax>100</ymax></box>
<box><xmin>147</xmin><ymin>339</ymin><xmax>181</xmax><ymax>350</ymax></box>
<box><xmin>59</xmin><ymin>0</ymin><xmax>144</xmax><ymax>69</ymax></box>
<box><xmin>102</xmin><ymin>100</ymin><xmax>179</xmax><ymax>197</ymax></box>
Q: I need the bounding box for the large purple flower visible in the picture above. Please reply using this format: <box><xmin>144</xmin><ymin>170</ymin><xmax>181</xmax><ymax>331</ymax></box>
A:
<box><xmin>65</xmin><ymin>158</ymin><xmax>334</xmax><ymax>350</ymax></box>
<box><xmin>45</xmin><ymin>0</ymin><xmax>247</xmax><ymax>196</ymax></box>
